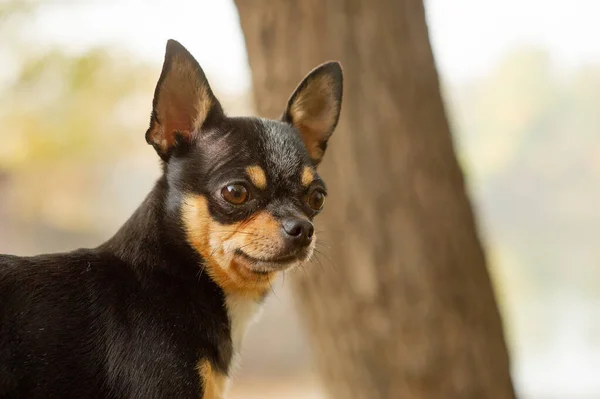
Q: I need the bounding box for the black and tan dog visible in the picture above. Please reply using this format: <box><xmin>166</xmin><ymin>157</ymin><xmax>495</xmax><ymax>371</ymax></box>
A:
<box><xmin>0</xmin><ymin>40</ymin><xmax>342</xmax><ymax>399</ymax></box>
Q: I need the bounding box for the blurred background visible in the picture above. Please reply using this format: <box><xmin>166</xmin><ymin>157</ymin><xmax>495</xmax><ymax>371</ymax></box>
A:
<box><xmin>0</xmin><ymin>0</ymin><xmax>599</xmax><ymax>398</ymax></box>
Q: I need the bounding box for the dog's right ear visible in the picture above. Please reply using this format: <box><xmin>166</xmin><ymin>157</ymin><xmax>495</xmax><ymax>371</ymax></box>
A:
<box><xmin>145</xmin><ymin>39</ymin><xmax>222</xmax><ymax>161</ymax></box>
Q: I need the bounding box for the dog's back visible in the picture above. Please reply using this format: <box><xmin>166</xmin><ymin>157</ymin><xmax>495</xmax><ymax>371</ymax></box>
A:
<box><xmin>0</xmin><ymin>251</ymin><xmax>142</xmax><ymax>398</ymax></box>
<box><xmin>0</xmin><ymin>251</ymin><xmax>109</xmax><ymax>398</ymax></box>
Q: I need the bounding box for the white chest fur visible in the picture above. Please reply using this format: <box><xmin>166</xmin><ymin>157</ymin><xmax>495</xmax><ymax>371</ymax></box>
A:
<box><xmin>225</xmin><ymin>294</ymin><xmax>263</xmax><ymax>357</ymax></box>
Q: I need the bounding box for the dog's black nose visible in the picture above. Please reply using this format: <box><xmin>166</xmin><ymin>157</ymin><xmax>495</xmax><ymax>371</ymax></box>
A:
<box><xmin>282</xmin><ymin>218</ymin><xmax>314</xmax><ymax>247</ymax></box>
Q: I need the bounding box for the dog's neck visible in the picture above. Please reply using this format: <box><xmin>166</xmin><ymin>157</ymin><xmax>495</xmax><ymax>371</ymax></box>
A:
<box><xmin>100</xmin><ymin>176</ymin><xmax>200</xmax><ymax>277</ymax></box>
<box><xmin>101</xmin><ymin>176</ymin><xmax>269</xmax><ymax>354</ymax></box>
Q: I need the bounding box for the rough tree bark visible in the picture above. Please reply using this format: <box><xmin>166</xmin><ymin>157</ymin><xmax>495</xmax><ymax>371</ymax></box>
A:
<box><xmin>234</xmin><ymin>1</ymin><xmax>516</xmax><ymax>398</ymax></box>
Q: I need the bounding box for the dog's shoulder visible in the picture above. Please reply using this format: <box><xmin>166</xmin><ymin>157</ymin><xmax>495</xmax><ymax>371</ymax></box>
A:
<box><xmin>0</xmin><ymin>250</ymin><xmax>125</xmax><ymax>397</ymax></box>
<box><xmin>0</xmin><ymin>249</ymin><xmax>140</xmax><ymax>337</ymax></box>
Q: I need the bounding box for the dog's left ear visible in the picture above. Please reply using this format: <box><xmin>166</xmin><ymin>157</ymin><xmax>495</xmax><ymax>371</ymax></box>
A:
<box><xmin>146</xmin><ymin>39</ymin><xmax>222</xmax><ymax>161</ymax></box>
<box><xmin>282</xmin><ymin>62</ymin><xmax>343</xmax><ymax>166</ymax></box>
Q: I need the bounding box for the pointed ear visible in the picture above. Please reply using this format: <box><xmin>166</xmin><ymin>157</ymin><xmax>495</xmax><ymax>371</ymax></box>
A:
<box><xmin>282</xmin><ymin>62</ymin><xmax>343</xmax><ymax>166</ymax></box>
<box><xmin>145</xmin><ymin>39</ymin><xmax>222</xmax><ymax>160</ymax></box>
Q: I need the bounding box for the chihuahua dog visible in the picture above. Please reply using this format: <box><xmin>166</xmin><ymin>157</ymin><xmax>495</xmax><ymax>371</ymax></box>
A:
<box><xmin>0</xmin><ymin>40</ymin><xmax>342</xmax><ymax>399</ymax></box>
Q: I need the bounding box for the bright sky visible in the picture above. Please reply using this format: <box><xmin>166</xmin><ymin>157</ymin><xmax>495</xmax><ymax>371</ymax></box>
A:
<box><xmin>24</xmin><ymin>0</ymin><xmax>600</xmax><ymax>93</ymax></box>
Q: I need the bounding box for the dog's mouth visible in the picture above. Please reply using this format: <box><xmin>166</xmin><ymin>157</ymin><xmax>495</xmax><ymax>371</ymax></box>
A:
<box><xmin>233</xmin><ymin>249</ymin><xmax>308</xmax><ymax>274</ymax></box>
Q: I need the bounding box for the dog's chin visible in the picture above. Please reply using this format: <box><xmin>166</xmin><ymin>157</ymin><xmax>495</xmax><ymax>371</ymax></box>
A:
<box><xmin>233</xmin><ymin>249</ymin><xmax>310</xmax><ymax>274</ymax></box>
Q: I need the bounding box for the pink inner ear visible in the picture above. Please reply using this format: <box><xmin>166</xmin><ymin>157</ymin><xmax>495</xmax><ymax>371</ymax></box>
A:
<box><xmin>146</xmin><ymin>44</ymin><xmax>218</xmax><ymax>156</ymax></box>
<box><xmin>147</xmin><ymin>82</ymin><xmax>213</xmax><ymax>152</ymax></box>
<box><xmin>148</xmin><ymin>104</ymin><xmax>193</xmax><ymax>151</ymax></box>
<box><xmin>161</xmin><ymin>98</ymin><xmax>197</xmax><ymax>145</ymax></box>
<box><xmin>288</xmin><ymin>75</ymin><xmax>339</xmax><ymax>163</ymax></box>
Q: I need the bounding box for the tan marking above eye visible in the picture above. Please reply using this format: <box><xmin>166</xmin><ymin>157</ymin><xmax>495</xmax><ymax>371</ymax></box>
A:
<box><xmin>246</xmin><ymin>165</ymin><xmax>267</xmax><ymax>189</ymax></box>
<box><xmin>301</xmin><ymin>166</ymin><xmax>315</xmax><ymax>186</ymax></box>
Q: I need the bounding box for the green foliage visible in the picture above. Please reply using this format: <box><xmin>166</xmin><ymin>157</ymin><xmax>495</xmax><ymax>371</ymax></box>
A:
<box><xmin>0</xmin><ymin>1</ymin><xmax>157</xmax><ymax>231</ymax></box>
<box><xmin>0</xmin><ymin>48</ymin><xmax>155</xmax><ymax>168</ymax></box>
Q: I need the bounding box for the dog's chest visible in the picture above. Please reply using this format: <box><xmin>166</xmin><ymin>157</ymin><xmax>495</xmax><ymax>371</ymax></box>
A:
<box><xmin>224</xmin><ymin>294</ymin><xmax>263</xmax><ymax>357</ymax></box>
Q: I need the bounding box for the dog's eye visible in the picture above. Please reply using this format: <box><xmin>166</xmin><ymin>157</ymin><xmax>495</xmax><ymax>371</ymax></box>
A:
<box><xmin>221</xmin><ymin>184</ymin><xmax>249</xmax><ymax>205</ymax></box>
<box><xmin>307</xmin><ymin>189</ymin><xmax>326</xmax><ymax>211</ymax></box>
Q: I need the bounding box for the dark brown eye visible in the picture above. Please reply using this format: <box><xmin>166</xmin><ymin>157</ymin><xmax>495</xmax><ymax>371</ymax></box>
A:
<box><xmin>221</xmin><ymin>184</ymin><xmax>249</xmax><ymax>205</ymax></box>
<box><xmin>307</xmin><ymin>189</ymin><xmax>326</xmax><ymax>211</ymax></box>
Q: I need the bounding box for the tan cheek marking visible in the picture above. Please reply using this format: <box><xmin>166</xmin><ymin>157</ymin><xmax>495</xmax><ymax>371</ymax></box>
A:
<box><xmin>197</xmin><ymin>359</ymin><xmax>227</xmax><ymax>399</ymax></box>
<box><xmin>181</xmin><ymin>195</ymin><xmax>275</xmax><ymax>298</ymax></box>
<box><xmin>301</xmin><ymin>166</ymin><xmax>315</xmax><ymax>187</ymax></box>
<box><xmin>233</xmin><ymin>212</ymin><xmax>282</xmax><ymax>259</ymax></box>
<box><xmin>245</xmin><ymin>165</ymin><xmax>267</xmax><ymax>190</ymax></box>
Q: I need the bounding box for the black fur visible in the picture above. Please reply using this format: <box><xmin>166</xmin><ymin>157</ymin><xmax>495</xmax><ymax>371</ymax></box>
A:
<box><xmin>0</xmin><ymin>179</ymin><xmax>231</xmax><ymax>398</ymax></box>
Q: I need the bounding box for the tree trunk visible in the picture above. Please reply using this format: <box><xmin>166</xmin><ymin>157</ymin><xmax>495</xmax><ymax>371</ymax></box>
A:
<box><xmin>234</xmin><ymin>1</ymin><xmax>516</xmax><ymax>398</ymax></box>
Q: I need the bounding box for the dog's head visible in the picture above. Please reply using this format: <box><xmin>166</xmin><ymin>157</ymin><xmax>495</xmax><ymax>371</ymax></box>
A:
<box><xmin>146</xmin><ymin>40</ymin><xmax>342</xmax><ymax>296</ymax></box>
